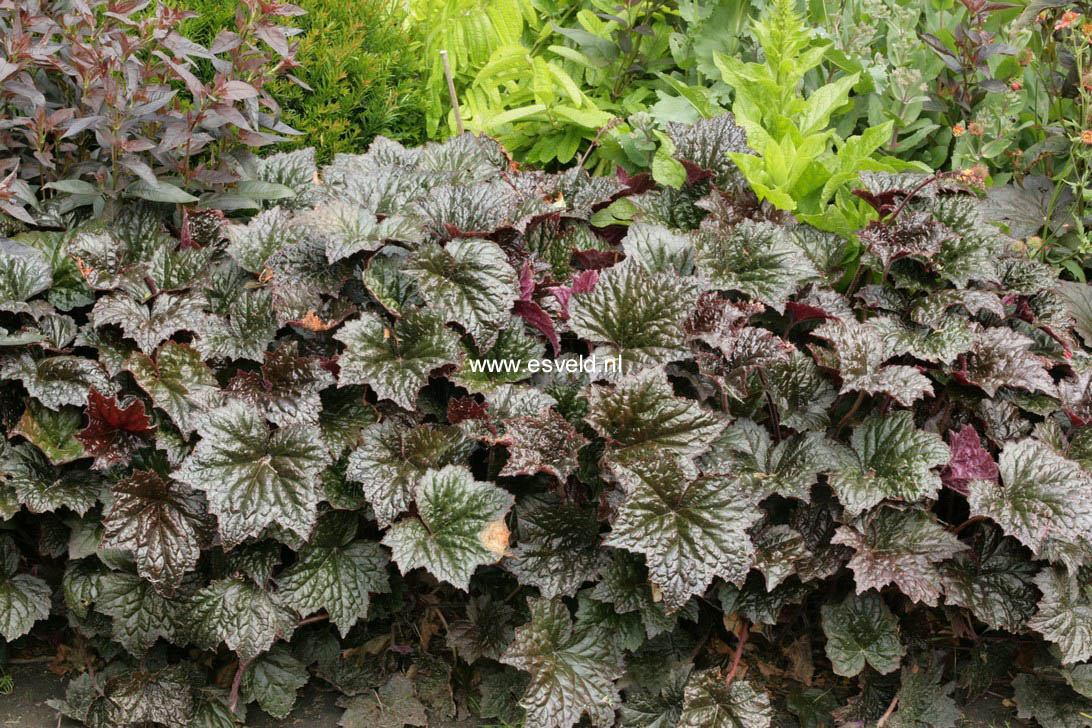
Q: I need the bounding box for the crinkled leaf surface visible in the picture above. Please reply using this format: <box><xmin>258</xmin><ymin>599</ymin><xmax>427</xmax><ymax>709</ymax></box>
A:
<box><xmin>100</xmin><ymin>471</ymin><xmax>210</xmax><ymax>592</ymax></box>
<box><xmin>225</xmin><ymin>341</ymin><xmax>334</xmax><ymax>427</ymax></box>
<box><xmin>175</xmin><ymin>402</ymin><xmax>329</xmax><ymax>548</ymax></box>
<box><xmin>940</xmin><ymin>524</ymin><xmax>1039</xmax><ymax>632</ymax></box>
<box><xmin>0</xmin><ymin>239</ymin><xmax>52</xmax><ymax>304</ymax></box>
<box><xmin>0</xmin><ymin>534</ymin><xmax>50</xmax><ymax>640</ymax></box>
<box><xmin>13</xmin><ymin>400</ymin><xmax>85</xmax><ymax>465</ymax></box>
<box><xmin>829</xmin><ymin>412</ymin><xmax>950</xmax><ymax>515</ymax></box>
<box><xmin>833</xmin><ymin>507</ymin><xmax>966</xmax><ymax>606</ymax></box>
<box><xmin>335</xmin><ymin>309</ymin><xmax>458</xmax><ymax>409</ymax></box>
<box><xmin>570</xmin><ymin>261</ymin><xmax>700</xmax><ymax>370</ymax></box>
<box><xmin>960</xmin><ymin>327</ymin><xmax>1056</xmax><ymax>397</ymax></box>
<box><xmin>126</xmin><ymin>341</ymin><xmax>222</xmax><ymax>433</ymax></box>
<box><xmin>403</xmin><ymin>238</ymin><xmax>518</xmax><ymax>349</ymax></box>
<box><xmin>189</xmin><ymin>577</ymin><xmax>296</xmax><ymax>661</ymax></box>
<box><xmin>812</xmin><ymin>320</ymin><xmax>933</xmax><ymax>406</ymax></box>
<box><xmin>507</xmin><ymin>497</ymin><xmax>604</xmax><ymax>599</ymax></box>
<box><xmin>382</xmin><ymin>465</ymin><xmax>513</xmax><ymax>590</ymax></box>
<box><xmin>821</xmin><ymin>592</ymin><xmax>905</xmax><ymax>677</ymax></box>
<box><xmin>75</xmin><ymin>388</ymin><xmax>156</xmax><ymax>469</ymax></box>
<box><xmin>346</xmin><ymin>421</ymin><xmax>474</xmax><ymax>527</ymax></box>
<box><xmin>1028</xmin><ymin>566</ymin><xmax>1092</xmax><ymax>664</ymax></box>
<box><xmin>89</xmin><ymin>291</ymin><xmax>205</xmax><ymax>354</ymax></box>
<box><xmin>197</xmin><ymin>288</ymin><xmax>277</xmax><ymax>362</ymax></box>
<box><xmin>241</xmin><ymin>645</ymin><xmax>310</xmax><ymax>720</ymax></box>
<box><xmin>501</xmin><ymin>597</ymin><xmax>623</xmax><ymax>728</ymax></box>
<box><xmin>1</xmin><ymin>353</ymin><xmax>112</xmax><ymax>409</ymax></box>
<box><xmin>966</xmin><ymin>438</ymin><xmax>1092</xmax><ymax>555</ymax></box>
<box><xmin>605</xmin><ymin>456</ymin><xmax>761</xmax><ymax>611</ymax></box>
<box><xmin>225</xmin><ymin>208</ymin><xmax>300</xmax><ymax>273</ymax></box>
<box><xmin>276</xmin><ymin>512</ymin><xmax>390</xmax><ymax>637</ymax></box>
<box><xmin>499</xmin><ymin>409</ymin><xmax>587</xmax><ymax>481</ymax></box>
<box><xmin>701</xmin><ymin>420</ymin><xmax>834</xmax><ymax>501</ymax></box>
<box><xmin>679</xmin><ymin>671</ymin><xmax>772</xmax><ymax>728</ymax></box>
<box><xmin>96</xmin><ymin>571</ymin><xmax>184</xmax><ymax>654</ymax></box>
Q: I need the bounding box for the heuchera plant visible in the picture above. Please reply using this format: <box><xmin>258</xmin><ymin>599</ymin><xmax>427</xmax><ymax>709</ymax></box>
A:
<box><xmin>0</xmin><ymin>0</ymin><xmax>306</xmax><ymax>229</ymax></box>
<box><xmin>1</xmin><ymin>116</ymin><xmax>1092</xmax><ymax>728</ymax></box>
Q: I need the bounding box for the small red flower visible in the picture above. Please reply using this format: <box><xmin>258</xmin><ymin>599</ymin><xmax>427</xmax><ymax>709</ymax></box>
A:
<box><xmin>1082</xmin><ymin>130</ymin><xmax>1092</xmax><ymax>145</ymax></box>
<box><xmin>952</xmin><ymin>124</ymin><xmax>966</xmax><ymax>137</ymax></box>
<box><xmin>1056</xmin><ymin>10</ymin><xmax>1080</xmax><ymax>30</ymax></box>
<box><xmin>968</xmin><ymin>121</ymin><xmax>985</xmax><ymax>137</ymax></box>
<box><xmin>1011</xmin><ymin>81</ymin><xmax>1022</xmax><ymax>91</ymax></box>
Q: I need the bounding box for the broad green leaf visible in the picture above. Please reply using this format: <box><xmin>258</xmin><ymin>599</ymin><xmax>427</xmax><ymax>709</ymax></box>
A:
<box><xmin>832</xmin><ymin>507</ymin><xmax>966</xmax><ymax>606</ymax></box>
<box><xmin>1028</xmin><ymin>566</ymin><xmax>1092</xmax><ymax>664</ymax></box>
<box><xmin>829</xmin><ymin>411</ymin><xmax>949</xmax><ymax>515</ymax></box>
<box><xmin>240</xmin><ymin>645</ymin><xmax>309</xmax><ymax>719</ymax></box>
<box><xmin>306</xmin><ymin>200</ymin><xmax>421</xmax><ymax>264</ymax></box>
<box><xmin>346</xmin><ymin>420</ymin><xmax>475</xmax><ymax>527</ymax></box>
<box><xmin>820</xmin><ymin>592</ymin><xmax>905</xmax><ymax>677</ymax></box>
<box><xmin>605</xmin><ymin>456</ymin><xmax>761</xmax><ymax>611</ymax></box>
<box><xmin>446</xmin><ymin>595</ymin><xmax>517</xmax><ymax>663</ymax></box>
<box><xmin>2</xmin><ymin>443</ymin><xmax>102</xmax><ymax>515</ymax></box>
<box><xmin>1</xmin><ymin>353</ymin><xmax>112</xmax><ymax>409</ymax></box>
<box><xmin>887</xmin><ymin>662</ymin><xmax>960</xmax><ymax>728</ymax></box>
<box><xmin>940</xmin><ymin>524</ymin><xmax>1039</xmax><ymax>632</ymax></box>
<box><xmin>225</xmin><ymin>207</ymin><xmax>300</xmax><ymax>273</ymax></box>
<box><xmin>700</xmin><ymin>419</ymin><xmax>834</xmax><ymax>501</ymax></box>
<box><xmin>619</xmin><ymin>664</ymin><xmax>689</xmax><ymax>728</ymax></box>
<box><xmin>90</xmin><ymin>291</ymin><xmax>206</xmax><ymax>354</ymax></box>
<box><xmin>197</xmin><ymin>288</ymin><xmax>277</xmax><ymax>362</ymax></box>
<box><xmin>763</xmin><ymin>351</ymin><xmax>838</xmax><ymax>431</ymax></box>
<box><xmin>96</xmin><ymin>571</ymin><xmax>185</xmax><ymax>655</ymax></box>
<box><xmin>0</xmin><ymin>534</ymin><xmax>51</xmax><ymax>640</ymax></box>
<box><xmin>455</xmin><ymin>317</ymin><xmax>544</xmax><ymax>392</ymax></box>
<box><xmin>695</xmin><ymin>219</ymin><xmax>818</xmax><ymax>313</ymax></box>
<box><xmin>175</xmin><ymin>402</ymin><xmax>330</xmax><ymax>548</ymax></box>
<box><xmin>276</xmin><ymin>512</ymin><xmax>390</xmax><ymax>636</ymax></box>
<box><xmin>335</xmin><ymin>309</ymin><xmax>459</xmax><ymax>410</ymax></box>
<box><xmin>101</xmin><ymin>471</ymin><xmax>211</xmax><ymax>592</ymax></box>
<box><xmin>592</xmin><ymin>550</ymin><xmax>690</xmax><ymax>640</ymax></box>
<box><xmin>0</xmin><ymin>239</ymin><xmax>51</xmax><ymax>304</ymax></box>
<box><xmin>1012</xmin><ymin>673</ymin><xmax>1092</xmax><ymax>728</ymax></box>
<box><xmin>382</xmin><ymin>465</ymin><xmax>513</xmax><ymax>590</ymax></box>
<box><xmin>569</xmin><ymin>261</ymin><xmax>700</xmax><ymax>371</ymax></box>
<box><xmin>679</xmin><ymin>672</ymin><xmax>772</xmax><ymax>728</ymax></box>
<box><xmin>506</xmin><ymin>497</ymin><xmax>605</xmax><ymax>599</ymax></box>
<box><xmin>126</xmin><ymin>341</ymin><xmax>223</xmax><ymax>434</ymax></box>
<box><xmin>871</xmin><ymin>314</ymin><xmax>974</xmax><ymax>365</ymax></box>
<box><xmin>622</xmin><ymin>223</ymin><xmax>695</xmax><ymax>275</ymax></box>
<box><xmin>13</xmin><ymin>399</ymin><xmax>85</xmax><ymax>465</ymax></box>
<box><xmin>403</xmin><ymin>238</ymin><xmax>518</xmax><ymax>349</ymax></box>
<box><xmin>586</xmin><ymin>367</ymin><xmax>726</xmax><ymax>469</ymax></box>
<box><xmin>501</xmin><ymin>597</ymin><xmax>623</xmax><ymax>728</ymax></box>
<box><xmin>189</xmin><ymin>577</ymin><xmax>296</xmax><ymax>661</ymax></box>
<box><xmin>363</xmin><ymin>247</ymin><xmax>422</xmax><ymax>315</ymax></box>
<box><xmin>93</xmin><ymin>666</ymin><xmax>194</xmax><ymax>727</ymax></box>
<box><xmin>965</xmin><ymin>439</ymin><xmax>1092</xmax><ymax>555</ymax></box>
<box><xmin>811</xmin><ymin>320</ymin><xmax>933</xmax><ymax>406</ymax></box>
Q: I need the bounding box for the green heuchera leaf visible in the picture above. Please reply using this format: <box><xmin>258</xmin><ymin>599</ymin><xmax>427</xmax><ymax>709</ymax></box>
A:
<box><xmin>100</xmin><ymin>471</ymin><xmax>211</xmax><ymax>592</ymax></box>
<box><xmin>939</xmin><ymin>524</ymin><xmax>1039</xmax><ymax>632</ymax></box>
<box><xmin>240</xmin><ymin>645</ymin><xmax>310</xmax><ymax>720</ymax></box>
<box><xmin>96</xmin><ymin>571</ymin><xmax>185</xmax><ymax>655</ymax></box>
<box><xmin>13</xmin><ymin>399</ymin><xmax>85</xmax><ymax>464</ymax></box>
<box><xmin>695</xmin><ymin>219</ymin><xmax>817</xmax><ymax>313</ymax></box>
<box><xmin>89</xmin><ymin>291</ymin><xmax>206</xmax><ymax>354</ymax></box>
<box><xmin>821</xmin><ymin>592</ymin><xmax>905</xmax><ymax>677</ymax></box>
<box><xmin>0</xmin><ymin>533</ymin><xmax>51</xmax><ymax>640</ymax></box>
<box><xmin>501</xmin><ymin>597</ymin><xmax>623</xmax><ymax>728</ymax></box>
<box><xmin>701</xmin><ymin>419</ymin><xmax>834</xmax><ymax>501</ymax></box>
<box><xmin>965</xmin><ymin>438</ymin><xmax>1092</xmax><ymax>555</ymax></box>
<box><xmin>1</xmin><ymin>353</ymin><xmax>113</xmax><ymax>409</ymax></box>
<box><xmin>763</xmin><ymin>351</ymin><xmax>838</xmax><ymax>431</ymax></box>
<box><xmin>455</xmin><ymin>318</ymin><xmax>544</xmax><ymax>391</ymax></box>
<box><xmin>871</xmin><ymin>314</ymin><xmax>975</xmax><ymax>365</ymax></box>
<box><xmin>619</xmin><ymin>664</ymin><xmax>690</xmax><ymax>728</ymax></box>
<box><xmin>1028</xmin><ymin>566</ymin><xmax>1092</xmax><ymax>665</ymax></box>
<box><xmin>570</xmin><ymin>261</ymin><xmax>700</xmax><ymax>371</ymax></box>
<box><xmin>335</xmin><ymin>309</ymin><xmax>459</xmax><ymax>409</ymax></box>
<box><xmin>225</xmin><ymin>207</ymin><xmax>300</xmax><ymax>273</ymax></box>
<box><xmin>829</xmin><ymin>411</ymin><xmax>949</xmax><ymax>516</ymax></box>
<box><xmin>403</xmin><ymin>238</ymin><xmax>518</xmax><ymax>349</ymax></box>
<box><xmin>0</xmin><ymin>239</ymin><xmax>52</xmax><ymax>304</ymax></box>
<box><xmin>363</xmin><ymin>247</ymin><xmax>422</xmax><ymax>315</ymax></box>
<box><xmin>811</xmin><ymin>320</ymin><xmax>933</xmax><ymax>406</ymax></box>
<box><xmin>623</xmin><ymin>222</ymin><xmax>695</xmax><ymax>275</ymax></box>
<box><xmin>1012</xmin><ymin>673</ymin><xmax>1092</xmax><ymax>728</ymax></box>
<box><xmin>605</xmin><ymin>456</ymin><xmax>761</xmax><ymax>611</ymax></box>
<box><xmin>382</xmin><ymin>465</ymin><xmax>513</xmax><ymax>590</ymax></box>
<box><xmin>506</xmin><ymin>497</ymin><xmax>605</xmax><ymax>599</ymax></box>
<box><xmin>126</xmin><ymin>341</ymin><xmax>222</xmax><ymax>434</ymax></box>
<box><xmin>93</xmin><ymin>666</ymin><xmax>193</xmax><ymax>728</ymax></box>
<box><xmin>3</xmin><ymin>443</ymin><xmax>102</xmax><ymax>515</ymax></box>
<box><xmin>307</xmin><ymin>200</ymin><xmax>421</xmax><ymax>264</ymax></box>
<box><xmin>175</xmin><ymin>402</ymin><xmax>330</xmax><ymax>548</ymax></box>
<box><xmin>592</xmin><ymin>550</ymin><xmax>690</xmax><ymax>640</ymax></box>
<box><xmin>679</xmin><ymin>672</ymin><xmax>772</xmax><ymax>728</ymax></box>
<box><xmin>586</xmin><ymin>367</ymin><xmax>726</xmax><ymax>469</ymax></box>
<box><xmin>276</xmin><ymin>511</ymin><xmax>390</xmax><ymax>637</ymax></box>
<box><xmin>887</xmin><ymin>662</ymin><xmax>960</xmax><ymax>728</ymax></box>
<box><xmin>832</xmin><ymin>507</ymin><xmax>966</xmax><ymax>606</ymax></box>
<box><xmin>197</xmin><ymin>288</ymin><xmax>277</xmax><ymax>362</ymax></box>
<box><xmin>346</xmin><ymin>420</ymin><xmax>475</xmax><ymax>527</ymax></box>
<box><xmin>189</xmin><ymin>577</ymin><xmax>297</xmax><ymax>661</ymax></box>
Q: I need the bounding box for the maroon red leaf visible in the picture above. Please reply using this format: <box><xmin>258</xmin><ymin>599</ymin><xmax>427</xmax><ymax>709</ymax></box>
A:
<box><xmin>75</xmin><ymin>387</ymin><xmax>157</xmax><ymax>469</ymax></box>
<box><xmin>941</xmin><ymin>424</ymin><xmax>998</xmax><ymax>495</ymax></box>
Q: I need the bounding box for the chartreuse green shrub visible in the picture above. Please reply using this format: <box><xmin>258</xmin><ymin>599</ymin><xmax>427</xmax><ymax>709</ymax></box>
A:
<box><xmin>3</xmin><ymin>119</ymin><xmax>1092</xmax><ymax>727</ymax></box>
<box><xmin>175</xmin><ymin>0</ymin><xmax>429</xmax><ymax>162</ymax></box>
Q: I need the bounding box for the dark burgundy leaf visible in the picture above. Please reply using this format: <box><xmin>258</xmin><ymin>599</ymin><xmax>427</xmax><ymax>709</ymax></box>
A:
<box><xmin>75</xmin><ymin>387</ymin><xmax>157</xmax><ymax>469</ymax></box>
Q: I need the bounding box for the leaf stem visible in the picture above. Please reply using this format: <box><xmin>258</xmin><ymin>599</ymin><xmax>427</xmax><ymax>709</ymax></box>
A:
<box><xmin>834</xmin><ymin>391</ymin><xmax>866</xmax><ymax>434</ymax></box>
<box><xmin>229</xmin><ymin>657</ymin><xmax>252</xmax><ymax>713</ymax></box>
<box><xmin>723</xmin><ymin>620</ymin><xmax>749</xmax><ymax>685</ymax></box>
